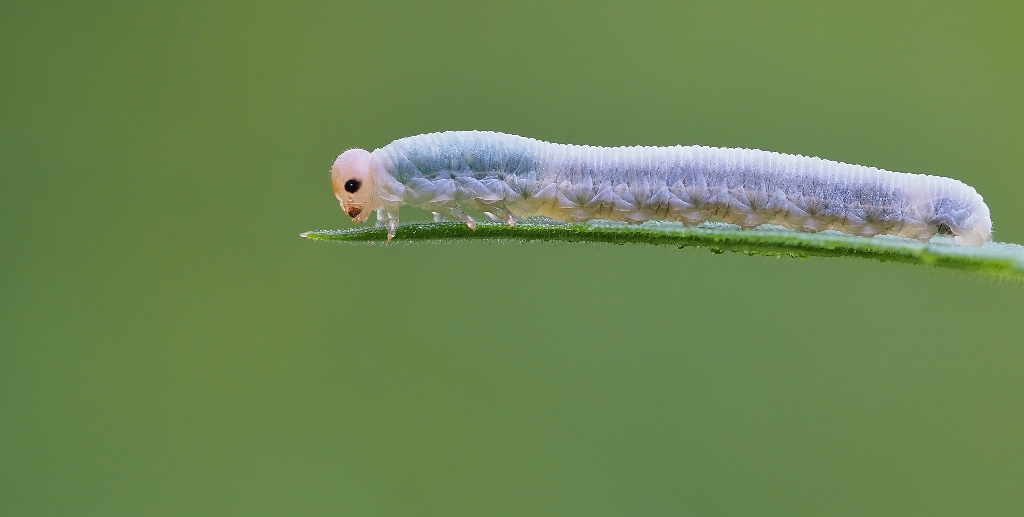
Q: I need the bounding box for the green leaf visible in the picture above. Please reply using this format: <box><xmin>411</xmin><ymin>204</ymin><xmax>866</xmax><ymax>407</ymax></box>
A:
<box><xmin>302</xmin><ymin>220</ymin><xmax>1024</xmax><ymax>280</ymax></box>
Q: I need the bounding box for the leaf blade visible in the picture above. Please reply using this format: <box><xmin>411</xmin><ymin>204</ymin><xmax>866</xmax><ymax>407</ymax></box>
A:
<box><xmin>302</xmin><ymin>221</ymin><xmax>1024</xmax><ymax>280</ymax></box>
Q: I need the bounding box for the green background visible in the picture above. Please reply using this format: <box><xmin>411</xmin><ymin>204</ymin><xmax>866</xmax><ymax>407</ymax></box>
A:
<box><xmin>2</xmin><ymin>1</ymin><xmax>1022</xmax><ymax>515</ymax></box>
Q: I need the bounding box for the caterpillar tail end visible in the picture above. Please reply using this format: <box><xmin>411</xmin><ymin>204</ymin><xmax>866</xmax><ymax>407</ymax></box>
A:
<box><xmin>953</xmin><ymin>201</ymin><xmax>992</xmax><ymax>247</ymax></box>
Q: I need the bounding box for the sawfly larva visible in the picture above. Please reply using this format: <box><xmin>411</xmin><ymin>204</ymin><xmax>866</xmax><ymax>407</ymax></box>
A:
<box><xmin>331</xmin><ymin>131</ymin><xmax>992</xmax><ymax>245</ymax></box>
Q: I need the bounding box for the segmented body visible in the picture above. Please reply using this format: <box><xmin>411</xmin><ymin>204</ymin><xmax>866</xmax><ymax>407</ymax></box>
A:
<box><xmin>363</xmin><ymin>131</ymin><xmax>991</xmax><ymax>245</ymax></box>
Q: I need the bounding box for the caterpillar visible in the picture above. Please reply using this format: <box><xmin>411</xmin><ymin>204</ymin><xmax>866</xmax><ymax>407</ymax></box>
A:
<box><xmin>330</xmin><ymin>131</ymin><xmax>992</xmax><ymax>246</ymax></box>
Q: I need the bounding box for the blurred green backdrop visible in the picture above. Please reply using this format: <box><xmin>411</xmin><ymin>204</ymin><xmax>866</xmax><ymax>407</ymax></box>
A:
<box><xmin>2</xmin><ymin>1</ymin><xmax>1022</xmax><ymax>515</ymax></box>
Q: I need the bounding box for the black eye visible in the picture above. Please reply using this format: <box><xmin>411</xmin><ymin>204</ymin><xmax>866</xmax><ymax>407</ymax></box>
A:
<box><xmin>344</xmin><ymin>179</ymin><xmax>361</xmax><ymax>193</ymax></box>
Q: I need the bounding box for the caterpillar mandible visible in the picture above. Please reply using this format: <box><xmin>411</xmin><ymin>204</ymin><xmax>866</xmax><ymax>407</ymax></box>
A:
<box><xmin>330</xmin><ymin>131</ymin><xmax>992</xmax><ymax>246</ymax></box>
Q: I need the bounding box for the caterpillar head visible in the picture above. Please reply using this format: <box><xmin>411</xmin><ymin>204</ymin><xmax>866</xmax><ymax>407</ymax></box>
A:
<box><xmin>331</xmin><ymin>148</ymin><xmax>377</xmax><ymax>223</ymax></box>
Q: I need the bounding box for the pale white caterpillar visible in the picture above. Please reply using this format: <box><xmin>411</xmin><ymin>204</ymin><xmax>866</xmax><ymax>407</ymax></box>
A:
<box><xmin>331</xmin><ymin>131</ymin><xmax>992</xmax><ymax>245</ymax></box>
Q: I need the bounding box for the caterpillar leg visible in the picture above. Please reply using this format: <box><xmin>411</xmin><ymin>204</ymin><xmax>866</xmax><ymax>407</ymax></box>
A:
<box><xmin>431</xmin><ymin>208</ymin><xmax>478</xmax><ymax>229</ymax></box>
<box><xmin>376</xmin><ymin>209</ymin><xmax>400</xmax><ymax>241</ymax></box>
<box><xmin>484</xmin><ymin>205</ymin><xmax>517</xmax><ymax>227</ymax></box>
<box><xmin>437</xmin><ymin>206</ymin><xmax>477</xmax><ymax>230</ymax></box>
